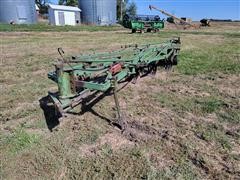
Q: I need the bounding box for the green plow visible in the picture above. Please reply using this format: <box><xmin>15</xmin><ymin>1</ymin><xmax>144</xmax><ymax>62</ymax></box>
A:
<box><xmin>47</xmin><ymin>38</ymin><xmax>181</xmax><ymax>129</ymax></box>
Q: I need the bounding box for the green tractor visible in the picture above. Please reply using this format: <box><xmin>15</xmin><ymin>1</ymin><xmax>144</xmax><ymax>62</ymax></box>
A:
<box><xmin>123</xmin><ymin>15</ymin><xmax>165</xmax><ymax>33</ymax></box>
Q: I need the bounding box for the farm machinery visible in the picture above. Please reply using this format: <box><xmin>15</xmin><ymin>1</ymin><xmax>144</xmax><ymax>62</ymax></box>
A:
<box><xmin>47</xmin><ymin>38</ymin><xmax>181</xmax><ymax>129</ymax></box>
<box><xmin>123</xmin><ymin>14</ymin><xmax>165</xmax><ymax>33</ymax></box>
<box><xmin>200</xmin><ymin>19</ymin><xmax>211</xmax><ymax>27</ymax></box>
<box><xmin>149</xmin><ymin>5</ymin><xmax>199</xmax><ymax>29</ymax></box>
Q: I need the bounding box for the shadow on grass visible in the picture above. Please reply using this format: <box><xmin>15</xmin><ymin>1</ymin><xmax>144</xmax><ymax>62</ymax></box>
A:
<box><xmin>38</xmin><ymin>91</ymin><xmax>113</xmax><ymax>131</ymax></box>
<box><xmin>70</xmin><ymin>81</ymin><xmax>131</xmax><ymax>122</ymax></box>
<box><xmin>39</xmin><ymin>96</ymin><xmax>62</xmax><ymax>132</ymax></box>
<box><xmin>39</xmin><ymin>80</ymin><xmax>130</xmax><ymax>131</ymax></box>
<box><xmin>69</xmin><ymin>90</ymin><xmax>113</xmax><ymax>123</ymax></box>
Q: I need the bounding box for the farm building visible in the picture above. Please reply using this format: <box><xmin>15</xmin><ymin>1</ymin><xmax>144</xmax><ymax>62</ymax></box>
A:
<box><xmin>48</xmin><ymin>4</ymin><xmax>81</xmax><ymax>26</ymax></box>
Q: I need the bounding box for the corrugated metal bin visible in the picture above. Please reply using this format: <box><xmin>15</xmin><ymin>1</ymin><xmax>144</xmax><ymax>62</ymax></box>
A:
<box><xmin>78</xmin><ymin>0</ymin><xmax>116</xmax><ymax>25</ymax></box>
<box><xmin>0</xmin><ymin>0</ymin><xmax>36</xmax><ymax>24</ymax></box>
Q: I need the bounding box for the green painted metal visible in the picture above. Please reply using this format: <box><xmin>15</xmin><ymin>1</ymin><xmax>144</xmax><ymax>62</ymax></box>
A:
<box><xmin>57</xmin><ymin>70</ymin><xmax>76</xmax><ymax>99</ymax></box>
<box><xmin>47</xmin><ymin>38</ymin><xmax>181</xmax><ymax>113</ymax></box>
<box><xmin>151</xmin><ymin>21</ymin><xmax>165</xmax><ymax>29</ymax></box>
<box><xmin>130</xmin><ymin>21</ymin><xmax>145</xmax><ymax>31</ymax></box>
<box><xmin>123</xmin><ymin>15</ymin><xmax>165</xmax><ymax>33</ymax></box>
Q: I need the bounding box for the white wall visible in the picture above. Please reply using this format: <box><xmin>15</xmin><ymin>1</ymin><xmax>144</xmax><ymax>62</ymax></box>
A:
<box><xmin>54</xmin><ymin>10</ymin><xmax>76</xmax><ymax>26</ymax></box>
<box><xmin>48</xmin><ymin>8</ymin><xmax>55</xmax><ymax>25</ymax></box>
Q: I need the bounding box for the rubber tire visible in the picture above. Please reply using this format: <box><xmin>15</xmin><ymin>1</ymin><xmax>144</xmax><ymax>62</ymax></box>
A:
<box><xmin>147</xmin><ymin>28</ymin><xmax>151</xmax><ymax>33</ymax></box>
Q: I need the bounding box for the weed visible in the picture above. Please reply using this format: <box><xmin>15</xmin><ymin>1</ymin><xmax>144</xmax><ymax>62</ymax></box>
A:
<box><xmin>195</xmin><ymin>98</ymin><xmax>223</xmax><ymax>114</ymax></box>
<box><xmin>171</xmin><ymin>162</ymin><xmax>198</xmax><ymax>180</ymax></box>
<box><xmin>195</xmin><ymin>123</ymin><xmax>232</xmax><ymax>150</ymax></box>
<box><xmin>155</xmin><ymin>160</ymin><xmax>199</xmax><ymax>180</ymax></box>
<box><xmin>74</xmin><ymin>128</ymin><xmax>102</xmax><ymax>145</ymax></box>
<box><xmin>100</xmin><ymin>144</ymin><xmax>113</xmax><ymax>156</ymax></box>
<box><xmin>217</xmin><ymin>109</ymin><xmax>240</xmax><ymax>124</ymax></box>
<box><xmin>130</xmin><ymin>148</ymin><xmax>143</xmax><ymax>159</ymax></box>
<box><xmin>2</xmin><ymin>128</ymin><xmax>40</xmax><ymax>154</ymax></box>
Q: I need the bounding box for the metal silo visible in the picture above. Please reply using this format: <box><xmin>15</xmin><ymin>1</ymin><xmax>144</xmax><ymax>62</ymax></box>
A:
<box><xmin>78</xmin><ymin>0</ymin><xmax>116</xmax><ymax>25</ymax></box>
<box><xmin>0</xmin><ymin>0</ymin><xmax>36</xmax><ymax>24</ymax></box>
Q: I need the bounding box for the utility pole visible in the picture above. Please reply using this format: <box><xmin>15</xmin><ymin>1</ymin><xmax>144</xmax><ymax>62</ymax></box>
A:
<box><xmin>120</xmin><ymin>0</ymin><xmax>124</xmax><ymax>21</ymax></box>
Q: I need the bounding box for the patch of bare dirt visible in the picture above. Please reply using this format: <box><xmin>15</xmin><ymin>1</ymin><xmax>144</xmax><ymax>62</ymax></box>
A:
<box><xmin>32</xmin><ymin>69</ymin><xmax>46</xmax><ymax>76</ymax></box>
<box><xmin>123</xmin><ymin>120</ymin><xmax>170</xmax><ymax>143</ymax></box>
<box><xmin>214</xmin><ymin>74</ymin><xmax>240</xmax><ymax>99</ymax></box>
<box><xmin>145</xmin><ymin>151</ymin><xmax>175</xmax><ymax>170</ymax></box>
<box><xmin>79</xmin><ymin>131</ymin><xmax>134</xmax><ymax>157</ymax></box>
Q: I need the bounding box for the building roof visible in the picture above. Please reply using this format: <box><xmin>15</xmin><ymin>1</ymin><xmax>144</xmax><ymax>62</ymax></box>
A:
<box><xmin>48</xmin><ymin>4</ymin><xmax>81</xmax><ymax>12</ymax></box>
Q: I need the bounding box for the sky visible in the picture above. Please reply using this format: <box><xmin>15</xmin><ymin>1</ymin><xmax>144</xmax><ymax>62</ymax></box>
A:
<box><xmin>49</xmin><ymin>0</ymin><xmax>240</xmax><ymax>20</ymax></box>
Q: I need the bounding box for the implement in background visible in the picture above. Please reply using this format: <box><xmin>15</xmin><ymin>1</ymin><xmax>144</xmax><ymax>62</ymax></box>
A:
<box><xmin>149</xmin><ymin>5</ymin><xmax>199</xmax><ymax>29</ymax></box>
<box><xmin>123</xmin><ymin>14</ymin><xmax>165</xmax><ymax>33</ymax></box>
<box><xmin>47</xmin><ymin>38</ymin><xmax>181</xmax><ymax>130</ymax></box>
<box><xmin>200</xmin><ymin>19</ymin><xmax>211</xmax><ymax>26</ymax></box>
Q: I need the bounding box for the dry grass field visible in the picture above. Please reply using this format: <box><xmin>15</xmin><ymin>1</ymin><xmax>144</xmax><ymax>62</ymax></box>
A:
<box><xmin>0</xmin><ymin>22</ymin><xmax>240</xmax><ymax>179</ymax></box>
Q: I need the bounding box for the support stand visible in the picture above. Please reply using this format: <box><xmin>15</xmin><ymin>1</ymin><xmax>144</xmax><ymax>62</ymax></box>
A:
<box><xmin>112</xmin><ymin>79</ymin><xmax>127</xmax><ymax>132</ymax></box>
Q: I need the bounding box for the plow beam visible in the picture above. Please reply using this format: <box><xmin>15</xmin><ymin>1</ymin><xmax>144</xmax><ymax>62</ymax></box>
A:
<box><xmin>47</xmin><ymin>38</ymin><xmax>181</xmax><ymax>115</ymax></box>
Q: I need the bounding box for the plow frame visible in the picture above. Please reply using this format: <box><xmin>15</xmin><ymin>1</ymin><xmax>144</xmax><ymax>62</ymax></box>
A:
<box><xmin>47</xmin><ymin>38</ymin><xmax>181</xmax><ymax>115</ymax></box>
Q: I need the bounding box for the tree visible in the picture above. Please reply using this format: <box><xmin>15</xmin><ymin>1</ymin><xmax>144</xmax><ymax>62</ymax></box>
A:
<box><xmin>58</xmin><ymin>0</ymin><xmax>64</xmax><ymax>5</ymax></box>
<box><xmin>35</xmin><ymin>0</ymin><xmax>48</xmax><ymax>14</ymax></box>
<box><xmin>59</xmin><ymin>0</ymin><xmax>78</xmax><ymax>6</ymax></box>
<box><xmin>117</xmin><ymin>0</ymin><xmax>128</xmax><ymax>20</ymax></box>
<box><xmin>126</xmin><ymin>2</ymin><xmax>137</xmax><ymax>17</ymax></box>
<box><xmin>117</xmin><ymin>0</ymin><xmax>137</xmax><ymax>21</ymax></box>
<box><xmin>117</xmin><ymin>0</ymin><xmax>121</xmax><ymax>20</ymax></box>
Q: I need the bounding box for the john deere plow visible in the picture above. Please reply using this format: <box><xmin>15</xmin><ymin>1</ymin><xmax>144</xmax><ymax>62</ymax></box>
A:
<box><xmin>47</xmin><ymin>38</ymin><xmax>181</xmax><ymax>129</ymax></box>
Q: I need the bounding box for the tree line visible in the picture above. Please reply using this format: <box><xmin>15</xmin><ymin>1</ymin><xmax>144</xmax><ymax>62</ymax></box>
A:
<box><xmin>35</xmin><ymin>0</ymin><xmax>137</xmax><ymax>19</ymax></box>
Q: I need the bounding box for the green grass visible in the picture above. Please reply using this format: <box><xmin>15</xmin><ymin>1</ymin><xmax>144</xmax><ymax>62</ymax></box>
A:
<box><xmin>152</xmin><ymin>155</ymin><xmax>198</xmax><ymax>180</ymax></box>
<box><xmin>195</xmin><ymin>98</ymin><xmax>223</xmax><ymax>114</ymax></box>
<box><xmin>217</xmin><ymin>109</ymin><xmax>240</xmax><ymax>124</ymax></box>
<box><xmin>100</xmin><ymin>144</ymin><xmax>113</xmax><ymax>156</ymax></box>
<box><xmin>61</xmin><ymin>148</ymin><xmax>151</xmax><ymax>179</ymax></box>
<box><xmin>195</xmin><ymin>123</ymin><xmax>232</xmax><ymax>150</ymax></box>
<box><xmin>0</xmin><ymin>128</ymin><xmax>40</xmax><ymax>154</ymax></box>
<box><xmin>0</xmin><ymin>23</ymin><xmax>123</xmax><ymax>32</ymax></box>
<box><xmin>181</xmin><ymin>31</ymin><xmax>240</xmax><ymax>38</ymax></box>
<box><xmin>178</xmin><ymin>42</ymin><xmax>240</xmax><ymax>75</ymax></box>
<box><xmin>153</xmin><ymin>92</ymin><xmax>224</xmax><ymax>116</ymax></box>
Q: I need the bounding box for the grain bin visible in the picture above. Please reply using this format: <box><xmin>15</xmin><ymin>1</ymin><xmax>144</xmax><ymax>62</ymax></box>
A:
<box><xmin>0</xmin><ymin>0</ymin><xmax>36</xmax><ymax>24</ymax></box>
<box><xmin>78</xmin><ymin>0</ymin><xmax>116</xmax><ymax>25</ymax></box>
